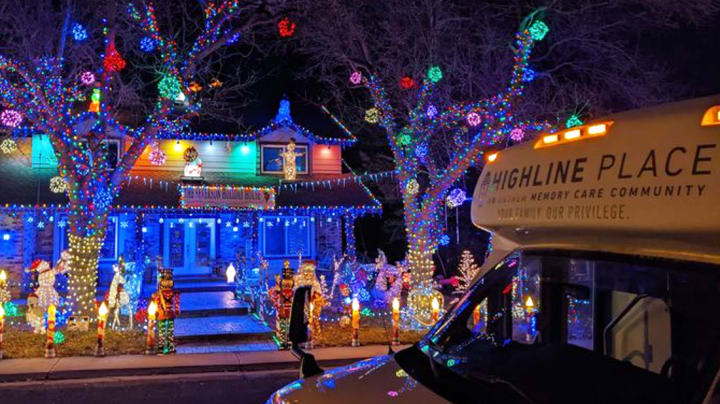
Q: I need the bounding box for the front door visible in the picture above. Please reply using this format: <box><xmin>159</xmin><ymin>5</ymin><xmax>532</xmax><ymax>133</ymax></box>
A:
<box><xmin>163</xmin><ymin>218</ymin><xmax>216</xmax><ymax>276</ymax></box>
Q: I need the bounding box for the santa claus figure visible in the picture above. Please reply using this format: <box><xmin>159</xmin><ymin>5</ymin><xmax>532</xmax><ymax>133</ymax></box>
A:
<box><xmin>151</xmin><ymin>269</ymin><xmax>180</xmax><ymax>354</ymax></box>
<box><xmin>270</xmin><ymin>260</ymin><xmax>295</xmax><ymax>349</ymax></box>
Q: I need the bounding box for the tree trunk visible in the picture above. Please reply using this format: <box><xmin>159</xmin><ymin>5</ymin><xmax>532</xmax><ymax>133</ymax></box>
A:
<box><xmin>65</xmin><ymin>207</ymin><xmax>108</xmax><ymax>317</ymax></box>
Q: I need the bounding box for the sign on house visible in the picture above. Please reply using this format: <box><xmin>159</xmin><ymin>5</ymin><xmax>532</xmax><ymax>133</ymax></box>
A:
<box><xmin>181</xmin><ymin>185</ymin><xmax>276</xmax><ymax>210</ymax></box>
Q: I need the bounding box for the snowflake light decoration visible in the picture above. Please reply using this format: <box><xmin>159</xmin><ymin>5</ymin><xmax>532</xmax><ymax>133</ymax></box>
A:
<box><xmin>426</xmin><ymin>104</ymin><xmax>438</xmax><ymax>119</ymax></box>
<box><xmin>349</xmin><ymin>71</ymin><xmax>362</xmax><ymax>85</ymax></box>
<box><xmin>466</xmin><ymin>112</ymin><xmax>482</xmax><ymax>127</ymax></box>
<box><xmin>529</xmin><ymin>20</ymin><xmax>549</xmax><ymax>41</ymax></box>
<box><xmin>522</xmin><ymin>68</ymin><xmax>536</xmax><ymax>82</ymax></box>
<box><xmin>446</xmin><ymin>188</ymin><xmax>466</xmax><ymax>208</ymax></box>
<box><xmin>277</xmin><ymin>17</ymin><xmax>296</xmax><ymax>38</ymax></box>
<box><xmin>149</xmin><ymin>148</ymin><xmax>167</xmax><ymax>166</ymax></box>
<box><xmin>510</xmin><ymin>128</ymin><xmax>525</xmax><ymax>142</ymax></box>
<box><xmin>139</xmin><ymin>36</ymin><xmax>156</xmax><ymax>53</ymax></box>
<box><xmin>79</xmin><ymin>71</ymin><xmax>95</xmax><ymax>85</ymax></box>
<box><xmin>49</xmin><ymin>176</ymin><xmax>67</xmax><ymax>194</ymax></box>
<box><xmin>406</xmin><ymin>178</ymin><xmax>420</xmax><ymax>195</ymax></box>
<box><xmin>71</xmin><ymin>23</ymin><xmax>88</xmax><ymax>41</ymax></box>
<box><xmin>0</xmin><ymin>109</ymin><xmax>22</xmax><ymax>127</ymax></box>
<box><xmin>0</xmin><ymin>139</ymin><xmax>17</xmax><ymax>154</ymax></box>
<box><xmin>440</xmin><ymin>234</ymin><xmax>451</xmax><ymax>246</ymax></box>
<box><xmin>365</xmin><ymin>108</ymin><xmax>380</xmax><ymax>124</ymax></box>
<box><xmin>427</xmin><ymin>66</ymin><xmax>443</xmax><ymax>83</ymax></box>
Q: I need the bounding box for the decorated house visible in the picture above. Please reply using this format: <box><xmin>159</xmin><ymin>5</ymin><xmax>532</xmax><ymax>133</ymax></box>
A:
<box><xmin>0</xmin><ymin>98</ymin><xmax>381</xmax><ymax>295</ymax></box>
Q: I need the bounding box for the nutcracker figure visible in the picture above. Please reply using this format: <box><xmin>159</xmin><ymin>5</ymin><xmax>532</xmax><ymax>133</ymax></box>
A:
<box><xmin>270</xmin><ymin>260</ymin><xmax>295</xmax><ymax>349</ymax></box>
<box><xmin>151</xmin><ymin>269</ymin><xmax>180</xmax><ymax>354</ymax></box>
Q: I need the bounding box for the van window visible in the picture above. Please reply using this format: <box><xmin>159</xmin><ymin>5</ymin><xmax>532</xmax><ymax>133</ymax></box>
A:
<box><xmin>424</xmin><ymin>250</ymin><xmax>720</xmax><ymax>403</ymax></box>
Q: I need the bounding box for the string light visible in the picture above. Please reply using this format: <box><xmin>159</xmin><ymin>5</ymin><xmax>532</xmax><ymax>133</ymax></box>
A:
<box><xmin>158</xmin><ymin>74</ymin><xmax>181</xmax><ymax>99</ymax></box>
<box><xmin>0</xmin><ymin>138</ymin><xmax>16</xmax><ymax>154</ymax></box>
<box><xmin>365</xmin><ymin>108</ymin><xmax>380</xmax><ymax>124</ymax></box>
<box><xmin>49</xmin><ymin>176</ymin><xmax>68</xmax><ymax>194</ymax></box>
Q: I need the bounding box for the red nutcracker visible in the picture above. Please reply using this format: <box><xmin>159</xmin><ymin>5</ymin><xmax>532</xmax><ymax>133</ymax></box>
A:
<box><xmin>151</xmin><ymin>269</ymin><xmax>180</xmax><ymax>355</ymax></box>
<box><xmin>270</xmin><ymin>260</ymin><xmax>294</xmax><ymax>349</ymax></box>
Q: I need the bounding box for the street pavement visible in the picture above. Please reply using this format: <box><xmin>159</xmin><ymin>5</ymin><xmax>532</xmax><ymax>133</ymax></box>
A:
<box><xmin>0</xmin><ymin>370</ymin><xmax>298</xmax><ymax>404</ymax></box>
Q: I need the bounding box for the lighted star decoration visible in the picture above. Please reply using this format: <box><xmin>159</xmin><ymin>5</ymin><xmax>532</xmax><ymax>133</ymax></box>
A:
<box><xmin>49</xmin><ymin>176</ymin><xmax>68</xmax><ymax>194</ymax></box>
<box><xmin>0</xmin><ymin>138</ymin><xmax>17</xmax><ymax>154</ymax></box>
<box><xmin>0</xmin><ymin>109</ymin><xmax>22</xmax><ymax>127</ymax></box>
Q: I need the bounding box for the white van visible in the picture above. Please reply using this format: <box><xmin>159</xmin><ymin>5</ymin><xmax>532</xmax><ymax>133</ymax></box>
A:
<box><xmin>267</xmin><ymin>96</ymin><xmax>720</xmax><ymax>403</ymax></box>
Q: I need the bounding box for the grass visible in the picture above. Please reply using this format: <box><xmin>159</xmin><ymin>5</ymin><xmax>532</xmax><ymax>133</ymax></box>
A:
<box><xmin>312</xmin><ymin>316</ymin><xmax>425</xmax><ymax>347</ymax></box>
<box><xmin>2</xmin><ymin>327</ymin><xmax>146</xmax><ymax>359</ymax></box>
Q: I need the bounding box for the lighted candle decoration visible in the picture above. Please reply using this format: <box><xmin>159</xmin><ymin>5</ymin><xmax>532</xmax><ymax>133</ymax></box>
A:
<box><xmin>391</xmin><ymin>298</ymin><xmax>400</xmax><ymax>346</ymax></box>
<box><xmin>431</xmin><ymin>297</ymin><xmax>440</xmax><ymax>323</ymax></box>
<box><xmin>226</xmin><ymin>263</ymin><xmax>237</xmax><ymax>284</ymax></box>
<box><xmin>146</xmin><ymin>301</ymin><xmax>157</xmax><ymax>354</ymax></box>
<box><xmin>0</xmin><ymin>303</ymin><xmax>4</xmax><ymax>359</ymax></box>
<box><xmin>46</xmin><ymin>304</ymin><xmax>56</xmax><ymax>358</ymax></box>
<box><xmin>524</xmin><ymin>296</ymin><xmax>536</xmax><ymax>342</ymax></box>
<box><xmin>473</xmin><ymin>304</ymin><xmax>481</xmax><ymax>328</ymax></box>
<box><xmin>96</xmin><ymin>302</ymin><xmax>109</xmax><ymax>357</ymax></box>
<box><xmin>351</xmin><ymin>297</ymin><xmax>360</xmax><ymax>347</ymax></box>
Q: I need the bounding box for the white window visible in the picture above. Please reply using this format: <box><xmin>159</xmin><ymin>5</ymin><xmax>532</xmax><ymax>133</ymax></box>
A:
<box><xmin>260</xmin><ymin>144</ymin><xmax>308</xmax><ymax>174</ymax></box>
<box><xmin>260</xmin><ymin>216</ymin><xmax>313</xmax><ymax>257</ymax></box>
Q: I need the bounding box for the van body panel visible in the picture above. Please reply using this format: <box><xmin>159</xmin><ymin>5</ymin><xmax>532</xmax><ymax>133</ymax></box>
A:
<box><xmin>472</xmin><ymin>95</ymin><xmax>720</xmax><ymax>264</ymax></box>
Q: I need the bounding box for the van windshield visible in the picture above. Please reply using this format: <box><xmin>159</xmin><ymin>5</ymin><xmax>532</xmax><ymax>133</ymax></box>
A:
<box><xmin>418</xmin><ymin>250</ymin><xmax>720</xmax><ymax>403</ymax></box>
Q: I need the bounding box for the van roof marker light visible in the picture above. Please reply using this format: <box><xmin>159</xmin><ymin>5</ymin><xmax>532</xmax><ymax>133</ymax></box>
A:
<box><xmin>486</xmin><ymin>152</ymin><xmax>499</xmax><ymax>163</ymax></box>
<box><xmin>700</xmin><ymin>105</ymin><xmax>720</xmax><ymax>126</ymax></box>
<box><xmin>534</xmin><ymin>121</ymin><xmax>613</xmax><ymax>149</ymax></box>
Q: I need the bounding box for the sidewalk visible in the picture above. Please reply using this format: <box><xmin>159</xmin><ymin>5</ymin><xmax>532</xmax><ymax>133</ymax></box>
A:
<box><xmin>0</xmin><ymin>345</ymin><xmax>406</xmax><ymax>383</ymax></box>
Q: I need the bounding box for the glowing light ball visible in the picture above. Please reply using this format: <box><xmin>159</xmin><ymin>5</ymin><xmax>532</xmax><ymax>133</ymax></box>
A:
<box><xmin>149</xmin><ymin>148</ymin><xmax>167</xmax><ymax>166</ymax></box>
<box><xmin>522</xmin><ymin>68</ymin><xmax>536</xmax><ymax>82</ymax></box>
<box><xmin>139</xmin><ymin>36</ymin><xmax>156</xmax><ymax>53</ymax></box>
<box><xmin>49</xmin><ymin>176</ymin><xmax>67</xmax><ymax>194</ymax></box>
<box><xmin>426</xmin><ymin>104</ymin><xmax>438</xmax><ymax>119</ymax></box>
<box><xmin>79</xmin><ymin>71</ymin><xmax>95</xmax><ymax>85</ymax></box>
<box><xmin>349</xmin><ymin>71</ymin><xmax>362</xmax><ymax>85</ymax></box>
<box><xmin>397</xmin><ymin>130</ymin><xmax>412</xmax><ymax>146</ymax></box>
<box><xmin>445</xmin><ymin>188</ymin><xmax>466</xmax><ymax>208</ymax></box>
<box><xmin>399</xmin><ymin>76</ymin><xmax>415</xmax><ymax>90</ymax></box>
<box><xmin>365</xmin><ymin>108</ymin><xmax>380</xmax><ymax>124</ymax></box>
<box><xmin>427</xmin><ymin>65</ymin><xmax>443</xmax><ymax>83</ymax></box>
<box><xmin>565</xmin><ymin>114</ymin><xmax>583</xmax><ymax>128</ymax></box>
<box><xmin>71</xmin><ymin>23</ymin><xmax>88</xmax><ymax>41</ymax></box>
<box><xmin>158</xmin><ymin>74</ymin><xmax>182</xmax><ymax>99</ymax></box>
<box><xmin>415</xmin><ymin>142</ymin><xmax>429</xmax><ymax>159</ymax></box>
<box><xmin>528</xmin><ymin>20</ymin><xmax>549</xmax><ymax>41</ymax></box>
<box><xmin>0</xmin><ymin>138</ymin><xmax>17</xmax><ymax>154</ymax></box>
<box><xmin>510</xmin><ymin>128</ymin><xmax>525</xmax><ymax>142</ymax></box>
<box><xmin>406</xmin><ymin>178</ymin><xmax>419</xmax><ymax>195</ymax></box>
<box><xmin>466</xmin><ymin>112</ymin><xmax>482</xmax><ymax>127</ymax></box>
<box><xmin>0</xmin><ymin>110</ymin><xmax>22</xmax><ymax>127</ymax></box>
<box><xmin>277</xmin><ymin>17</ymin><xmax>296</xmax><ymax>38</ymax></box>
<box><xmin>439</xmin><ymin>234</ymin><xmax>450</xmax><ymax>246</ymax></box>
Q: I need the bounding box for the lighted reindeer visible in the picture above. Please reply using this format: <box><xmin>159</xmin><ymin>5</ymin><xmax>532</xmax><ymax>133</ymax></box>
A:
<box><xmin>108</xmin><ymin>256</ymin><xmax>132</xmax><ymax>329</ymax></box>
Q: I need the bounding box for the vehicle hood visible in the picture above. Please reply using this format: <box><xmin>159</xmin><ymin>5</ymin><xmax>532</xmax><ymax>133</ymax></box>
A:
<box><xmin>266</xmin><ymin>354</ymin><xmax>449</xmax><ymax>403</ymax></box>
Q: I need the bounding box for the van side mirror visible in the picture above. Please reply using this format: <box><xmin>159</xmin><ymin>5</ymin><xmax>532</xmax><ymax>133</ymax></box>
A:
<box><xmin>288</xmin><ymin>286</ymin><xmax>324</xmax><ymax>378</ymax></box>
<box><xmin>289</xmin><ymin>286</ymin><xmax>310</xmax><ymax>345</ymax></box>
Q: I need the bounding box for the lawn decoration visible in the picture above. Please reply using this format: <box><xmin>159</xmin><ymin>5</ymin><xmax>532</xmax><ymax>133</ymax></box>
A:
<box><xmin>107</xmin><ymin>256</ymin><xmax>132</xmax><ymax>329</ymax></box>
<box><xmin>270</xmin><ymin>260</ymin><xmax>295</xmax><ymax>349</ymax></box>
<box><xmin>25</xmin><ymin>294</ymin><xmax>44</xmax><ymax>333</ymax></box>
<box><xmin>281</xmin><ymin>138</ymin><xmax>304</xmax><ymax>180</ymax></box>
<box><xmin>32</xmin><ymin>254</ymin><xmax>69</xmax><ymax>310</ymax></box>
<box><xmin>295</xmin><ymin>260</ymin><xmax>328</xmax><ymax>343</ymax></box>
<box><xmin>0</xmin><ymin>270</ymin><xmax>9</xmax><ymax>307</ymax></box>
<box><xmin>456</xmin><ymin>250</ymin><xmax>480</xmax><ymax>294</ymax></box>
<box><xmin>371</xmin><ymin>250</ymin><xmax>405</xmax><ymax>307</ymax></box>
<box><xmin>151</xmin><ymin>268</ymin><xmax>180</xmax><ymax>354</ymax></box>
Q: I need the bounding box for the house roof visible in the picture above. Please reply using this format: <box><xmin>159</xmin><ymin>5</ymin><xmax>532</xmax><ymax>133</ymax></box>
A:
<box><xmin>9</xmin><ymin>98</ymin><xmax>358</xmax><ymax>146</ymax></box>
<box><xmin>0</xmin><ymin>152</ymin><xmax>380</xmax><ymax>213</ymax></box>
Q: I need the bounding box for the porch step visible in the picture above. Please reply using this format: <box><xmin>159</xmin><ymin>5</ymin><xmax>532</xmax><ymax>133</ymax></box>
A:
<box><xmin>173</xmin><ymin>281</ymin><xmax>234</xmax><ymax>293</ymax></box>
<box><xmin>176</xmin><ymin>341</ymin><xmax>277</xmax><ymax>354</ymax></box>
<box><xmin>179</xmin><ymin>291</ymin><xmax>249</xmax><ymax>318</ymax></box>
<box><xmin>174</xmin><ymin>314</ymin><xmax>273</xmax><ymax>343</ymax></box>
<box><xmin>173</xmin><ymin>275</ymin><xmax>226</xmax><ymax>283</ymax></box>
